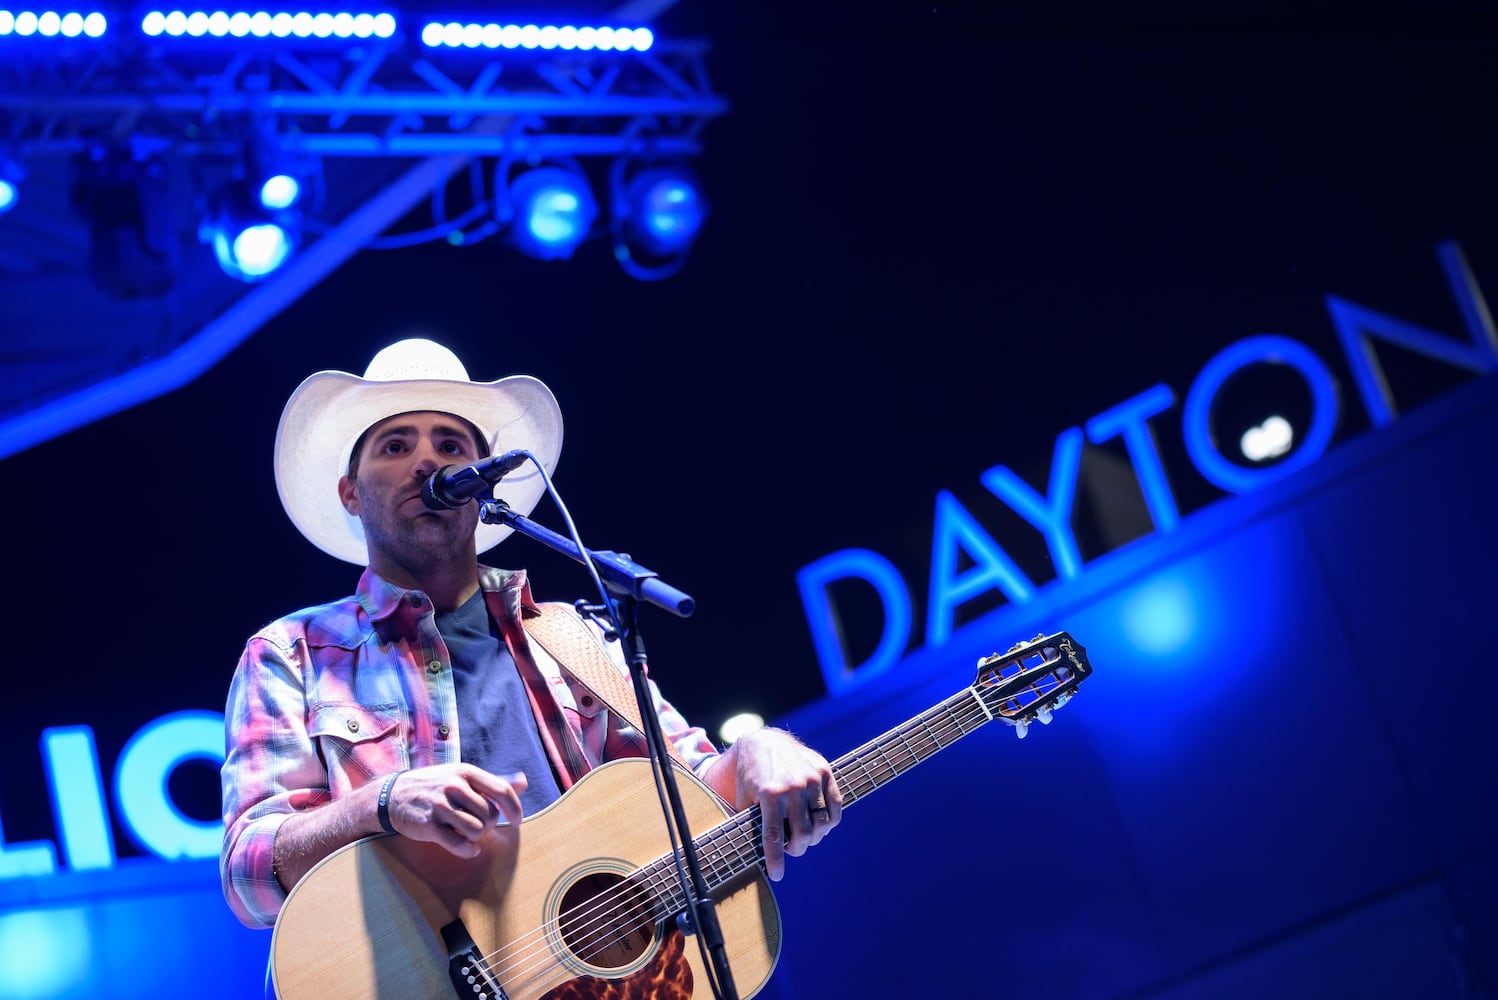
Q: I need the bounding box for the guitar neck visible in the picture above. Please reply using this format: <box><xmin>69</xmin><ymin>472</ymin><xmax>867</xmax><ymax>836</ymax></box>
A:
<box><xmin>634</xmin><ymin>686</ymin><xmax>992</xmax><ymax>915</ymax></box>
<box><xmin>828</xmin><ymin>685</ymin><xmax>992</xmax><ymax>806</ymax></box>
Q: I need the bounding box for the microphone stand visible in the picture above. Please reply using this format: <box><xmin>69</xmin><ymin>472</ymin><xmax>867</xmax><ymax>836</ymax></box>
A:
<box><xmin>477</xmin><ymin>498</ymin><xmax>739</xmax><ymax>1000</ymax></box>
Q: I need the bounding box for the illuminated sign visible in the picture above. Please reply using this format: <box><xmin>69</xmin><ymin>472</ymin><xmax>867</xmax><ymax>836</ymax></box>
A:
<box><xmin>799</xmin><ymin>240</ymin><xmax>1498</xmax><ymax>695</ymax></box>
<box><xmin>0</xmin><ymin>711</ymin><xmax>223</xmax><ymax>879</ymax></box>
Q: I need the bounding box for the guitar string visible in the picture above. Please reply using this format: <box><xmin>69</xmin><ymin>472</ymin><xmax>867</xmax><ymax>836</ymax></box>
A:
<box><xmin>474</xmin><ymin>671</ymin><xmax>1059</xmax><ymax>997</ymax></box>
<box><xmin>474</xmin><ymin>667</ymin><xmax>1063</xmax><ymax>996</ymax></box>
<box><xmin>467</xmin><ymin>685</ymin><xmax>1029</xmax><ymax>997</ymax></box>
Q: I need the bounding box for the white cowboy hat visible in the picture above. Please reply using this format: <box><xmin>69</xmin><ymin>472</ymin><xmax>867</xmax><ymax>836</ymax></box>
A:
<box><xmin>274</xmin><ymin>338</ymin><xmax>563</xmax><ymax>565</ymax></box>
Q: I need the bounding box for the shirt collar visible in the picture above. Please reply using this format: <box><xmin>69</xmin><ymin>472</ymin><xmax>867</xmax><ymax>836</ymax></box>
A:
<box><xmin>354</xmin><ymin>564</ymin><xmax>539</xmax><ymax>641</ymax></box>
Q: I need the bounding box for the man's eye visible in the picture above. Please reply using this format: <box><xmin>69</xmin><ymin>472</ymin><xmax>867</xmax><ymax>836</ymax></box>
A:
<box><xmin>382</xmin><ymin>440</ymin><xmax>407</xmax><ymax>454</ymax></box>
<box><xmin>440</xmin><ymin>440</ymin><xmax>466</xmax><ymax>454</ymax></box>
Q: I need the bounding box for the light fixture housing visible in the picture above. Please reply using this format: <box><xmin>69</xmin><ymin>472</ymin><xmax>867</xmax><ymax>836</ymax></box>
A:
<box><xmin>609</xmin><ymin>160</ymin><xmax>709</xmax><ymax>281</ymax></box>
<box><xmin>199</xmin><ymin>178</ymin><xmax>299</xmax><ymax>282</ymax></box>
<box><xmin>70</xmin><ymin>147</ymin><xmax>179</xmax><ymax>298</ymax></box>
<box><xmin>497</xmin><ymin>161</ymin><xmax>598</xmax><ymax>261</ymax></box>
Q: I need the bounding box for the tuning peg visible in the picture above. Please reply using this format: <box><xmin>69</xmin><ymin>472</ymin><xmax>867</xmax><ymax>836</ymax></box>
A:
<box><xmin>1036</xmin><ymin>707</ymin><xmax>1053</xmax><ymax>725</ymax></box>
<box><xmin>1015</xmin><ymin>720</ymin><xmax>1030</xmax><ymax>740</ymax></box>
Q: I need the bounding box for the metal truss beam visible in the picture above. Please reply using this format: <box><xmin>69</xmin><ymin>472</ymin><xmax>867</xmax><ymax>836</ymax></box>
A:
<box><xmin>0</xmin><ymin>33</ymin><xmax>726</xmax><ymax>160</ymax></box>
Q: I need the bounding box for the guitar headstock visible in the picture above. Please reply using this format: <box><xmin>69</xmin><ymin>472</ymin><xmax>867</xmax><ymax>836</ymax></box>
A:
<box><xmin>973</xmin><ymin>632</ymin><xmax>1091</xmax><ymax>739</ymax></box>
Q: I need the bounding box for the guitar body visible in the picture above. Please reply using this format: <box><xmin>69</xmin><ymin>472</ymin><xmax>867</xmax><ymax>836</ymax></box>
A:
<box><xmin>270</xmin><ymin>759</ymin><xmax>782</xmax><ymax>1000</ymax></box>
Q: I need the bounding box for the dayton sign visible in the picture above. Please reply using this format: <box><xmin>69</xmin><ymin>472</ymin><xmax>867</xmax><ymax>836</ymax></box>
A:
<box><xmin>798</xmin><ymin>240</ymin><xmax>1498</xmax><ymax>695</ymax></box>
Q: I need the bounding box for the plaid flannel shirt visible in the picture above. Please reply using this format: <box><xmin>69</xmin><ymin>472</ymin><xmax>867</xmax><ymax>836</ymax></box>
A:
<box><xmin>220</xmin><ymin>564</ymin><xmax>720</xmax><ymax>929</ymax></box>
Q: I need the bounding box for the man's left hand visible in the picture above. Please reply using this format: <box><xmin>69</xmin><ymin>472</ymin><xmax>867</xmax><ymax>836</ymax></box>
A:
<box><xmin>709</xmin><ymin>727</ymin><xmax>842</xmax><ymax>882</ymax></box>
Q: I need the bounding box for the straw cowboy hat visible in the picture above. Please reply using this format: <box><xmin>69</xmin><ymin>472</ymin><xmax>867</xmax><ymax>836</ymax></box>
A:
<box><xmin>274</xmin><ymin>338</ymin><xmax>563</xmax><ymax>565</ymax></box>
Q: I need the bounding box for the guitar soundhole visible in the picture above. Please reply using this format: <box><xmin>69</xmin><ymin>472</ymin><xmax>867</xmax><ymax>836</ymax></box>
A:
<box><xmin>558</xmin><ymin>872</ymin><xmax>656</xmax><ymax>972</ymax></box>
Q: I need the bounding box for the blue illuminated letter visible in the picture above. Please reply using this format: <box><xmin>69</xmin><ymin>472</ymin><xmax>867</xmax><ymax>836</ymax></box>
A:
<box><xmin>926</xmin><ymin>490</ymin><xmax>1035</xmax><ymax>648</ymax></box>
<box><xmin>0</xmin><ymin>816</ymin><xmax>56</xmax><ymax>880</ymax></box>
<box><xmin>1327</xmin><ymin>240</ymin><xmax>1498</xmax><ymax>427</ymax></box>
<box><xmin>1085</xmin><ymin>383</ymin><xmax>1181</xmax><ymax>531</ymax></box>
<box><xmin>980</xmin><ymin>426</ymin><xmax>1086</xmax><ymax>579</ymax></box>
<box><xmin>797</xmin><ymin>548</ymin><xmax>913</xmax><ymax>696</ymax></box>
<box><xmin>42</xmin><ymin>726</ymin><xmax>115</xmax><ymax>871</ymax></box>
<box><xmin>1182</xmin><ymin>335</ymin><xmax>1340</xmax><ymax>495</ymax></box>
<box><xmin>114</xmin><ymin>711</ymin><xmax>225</xmax><ymax>861</ymax></box>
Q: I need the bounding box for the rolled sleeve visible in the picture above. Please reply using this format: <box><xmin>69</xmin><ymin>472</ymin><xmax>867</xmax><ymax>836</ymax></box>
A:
<box><xmin>220</xmin><ymin>633</ymin><xmax>330</xmax><ymax>928</ymax></box>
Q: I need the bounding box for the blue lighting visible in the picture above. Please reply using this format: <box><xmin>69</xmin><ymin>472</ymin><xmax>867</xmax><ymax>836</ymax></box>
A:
<box><xmin>202</xmin><ymin>176</ymin><xmax>299</xmax><ymax>281</ymax></box>
<box><xmin>258</xmin><ymin>172</ymin><xmax>301</xmax><ymax>210</ymax></box>
<box><xmin>1119</xmin><ymin>574</ymin><xmax>1200</xmax><ymax>657</ymax></box>
<box><xmin>216</xmin><ymin>222</ymin><xmax>293</xmax><ymax>278</ymax></box>
<box><xmin>622</xmin><ymin>168</ymin><xmax>707</xmax><ymax>257</ymax></box>
<box><xmin>0</xmin><ymin>908</ymin><xmax>91</xmax><ymax>997</ymax></box>
<box><xmin>113</xmin><ymin>711</ymin><xmax>224</xmax><ymax>860</ymax></box>
<box><xmin>420</xmin><ymin>21</ymin><xmax>653</xmax><ymax>51</ymax></box>
<box><xmin>797</xmin><ymin>547</ymin><xmax>914</xmax><ymax>696</ymax></box>
<box><xmin>507</xmin><ymin>166</ymin><xmax>597</xmax><ymax>260</ymax></box>
<box><xmin>0</xmin><ymin>178</ymin><xmax>16</xmax><ymax>214</ymax></box>
<box><xmin>1182</xmin><ymin>334</ymin><xmax>1341</xmax><ymax>495</ymax></box>
<box><xmin>0</xmin><ymin>8</ymin><xmax>106</xmax><ymax>36</ymax></box>
<box><xmin>42</xmin><ymin>726</ymin><xmax>115</xmax><ymax>871</ymax></box>
<box><xmin>140</xmin><ymin>9</ymin><xmax>395</xmax><ymax>39</ymax></box>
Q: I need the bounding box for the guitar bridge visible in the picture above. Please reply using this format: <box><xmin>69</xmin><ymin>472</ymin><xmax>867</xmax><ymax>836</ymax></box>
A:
<box><xmin>441</xmin><ymin>920</ymin><xmax>510</xmax><ymax>1000</ymax></box>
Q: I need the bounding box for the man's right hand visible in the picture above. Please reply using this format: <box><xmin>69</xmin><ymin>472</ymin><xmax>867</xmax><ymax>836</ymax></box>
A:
<box><xmin>384</xmin><ymin>763</ymin><xmax>528</xmax><ymax>858</ymax></box>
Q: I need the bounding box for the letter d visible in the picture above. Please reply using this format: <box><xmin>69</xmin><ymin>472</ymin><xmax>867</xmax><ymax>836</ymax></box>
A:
<box><xmin>797</xmin><ymin>548</ymin><xmax>913</xmax><ymax>696</ymax></box>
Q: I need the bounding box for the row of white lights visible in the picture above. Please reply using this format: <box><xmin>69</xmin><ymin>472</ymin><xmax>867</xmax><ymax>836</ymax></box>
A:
<box><xmin>142</xmin><ymin>9</ymin><xmax>394</xmax><ymax>37</ymax></box>
<box><xmin>418</xmin><ymin>22</ymin><xmax>654</xmax><ymax>51</ymax></box>
<box><xmin>0</xmin><ymin>9</ymin><xmax>654</xmax><ymax>46</ymax></box>
<box><xmin>0</xmin><ymin>9</ymin><xmax>106</xmax><ymax>35</ymax></box>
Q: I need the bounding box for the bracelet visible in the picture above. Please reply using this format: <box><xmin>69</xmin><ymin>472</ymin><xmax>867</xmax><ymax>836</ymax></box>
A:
<box><xmin>376</xmin><ymin>771</ymin><xmax>405</xmax><ymax>835</ymax></box>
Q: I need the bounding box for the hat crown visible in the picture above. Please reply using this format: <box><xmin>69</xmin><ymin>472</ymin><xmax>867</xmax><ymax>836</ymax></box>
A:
<box><xmin>362</xmin><ymin>338</ymin><xmax>471</xmax><ymax>383</ymax></box>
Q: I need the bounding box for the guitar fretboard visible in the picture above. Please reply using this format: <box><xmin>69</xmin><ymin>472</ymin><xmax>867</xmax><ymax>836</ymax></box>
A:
<box><xmin>631</xmin><ymin>686</ymin><xmax>993</xmax><ymax>920</ymax></box>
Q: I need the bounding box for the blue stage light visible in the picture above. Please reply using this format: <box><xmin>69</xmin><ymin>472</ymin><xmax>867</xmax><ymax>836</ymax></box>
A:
<box><xmin>1</xmin><ymin>8</ymin><xmax>106</xmax><ymax>36</ymax></box>
<box><xmin>419</xmin><ymin>20</ymin><xmax>653</xmax><ymax>51</ymax></box>
<box><xmin>0</xmin><ymin>178</ymin><xmax>16</xmax><ymax>214</ymax></box>
<box><xmin>201</xmin><ymin>179</ymin><xmax>299</xmax><ymax>281</ymax></box>
<box><xmin>258</xmin><ymin>172</ymin><xmax>301</xmax><ymax>211</ymax></box>
<box><xmin>141</xmin><ymin>9</ymin><xmax>393</xmax><ymax>39</ymax></box>
<box><xmin>620</xmin><ymin>167</ymin><xmax>707</xmax><ymax>257</ymax></box>
<box><xmin>503</xmin><ymin>165</ymin><xmax>597</xmax><ymax>260</ymax></box>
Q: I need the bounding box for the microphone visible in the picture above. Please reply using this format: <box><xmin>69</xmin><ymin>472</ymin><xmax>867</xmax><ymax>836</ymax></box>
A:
<box><xmin>420</xmin><ymin>449</ymin><xmax>531</xmax><ymax>510</ymax></box>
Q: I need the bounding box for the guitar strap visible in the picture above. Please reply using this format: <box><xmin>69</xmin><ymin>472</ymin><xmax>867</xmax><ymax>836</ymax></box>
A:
<box><xmin>521</xmin><ymin>602</ymin><xmax>690</xmax><ymax>770</ymax></box>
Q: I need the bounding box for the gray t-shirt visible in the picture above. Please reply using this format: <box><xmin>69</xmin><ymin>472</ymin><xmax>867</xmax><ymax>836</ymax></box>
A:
<box><xmin>436</xmin><ymin>591</ymin><xmax>563</xmax><ymax>816</ymax></box>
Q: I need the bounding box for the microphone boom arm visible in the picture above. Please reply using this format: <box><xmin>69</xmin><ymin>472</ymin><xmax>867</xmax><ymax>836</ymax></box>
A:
<box><xmin>477</xmin><ymin>499</ymin><xmax>696</xmax><ymax>618</ymax></box>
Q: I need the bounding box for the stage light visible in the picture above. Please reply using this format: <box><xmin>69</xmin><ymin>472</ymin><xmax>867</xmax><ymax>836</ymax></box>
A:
<box><xmin>419</xmin><ymin>21</ymin><xmax>653</xmax><ymax>51</ymax></box>
<box><xmin>1240</xmin><ymin>414</ymin><xmax>1294</xmax><ymax>462</ymax></box>
<box><xmin>249</xmin><ymin>149</ymin><xmax>320</xmax><ymax>212</ymax></box>
<box><xmin>140</xmin><ymin>9</ymin><xmax>394</xmax><ymax>39</ymax></box>
<box><xmin>718</xmin><ymin>712</ymin><xmax>765</xmax><ymax>746</ymax></box>
<box><xmin>610</xmin><ymin>161</ymin><xmax>709</xmax><ymax>280</ymax></box>
<box><xmin>200</xmin><ymin>179</ymin><xmax>299</xmax><ymax>282</ymax></box>
<box><xmin>497</xmin><ymin>162</ymin><xmax>597</xmax><ymax>261</ymax></box>
<box><xmin>70</xmin><ymin>147</ymin><xmax>178</xmax><ymax>298</ymax></box>
<box><xmin>620</xmin><ymin>166</ymin><xmax>706</xmax><ymax>256</ymax></box>
<box><xmin>258</xmin><ymin>172</ymin><xmax>300</xmax><ymax>210</ymax></box>
<box><xmin>0</xmin><ymin>153</ymin><xmax>21</xmax><ymax>215</ymax></box>
<box><xmin>1</xmin><ymin>8</ymin><xmax>106</xmax><ymax>36</ymax></box>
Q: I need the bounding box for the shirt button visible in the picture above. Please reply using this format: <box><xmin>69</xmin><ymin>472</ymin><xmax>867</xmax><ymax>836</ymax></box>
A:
<box><xmin>437</xmin><ymin>724</ymin><xmax>451</xmax><ymax>738</ymax></box>
<box><xmin>346</xmin><ymin>719</ymin><xmax>359</xmax><ymax>733</ymax></box>
<box><xmin>580</xmin><ymin>695</ymin><xmax>594</xmax><ymax>707</ymax></box>
<box><xmin>408</xmin><ymin>595</ymin><xmax>426</xmax><ymax>608</ymax></box>
<box><xmin>428</xmin><ymin>660</ymin><xmax>442</xmax><ymax>674</ymax></box>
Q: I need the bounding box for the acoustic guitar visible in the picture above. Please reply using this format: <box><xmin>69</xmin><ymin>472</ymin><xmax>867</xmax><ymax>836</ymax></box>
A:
<box><xmin>270</xmin><ymin>631</ymin><xmax>1091</xmax><ymax>999</ymax></box>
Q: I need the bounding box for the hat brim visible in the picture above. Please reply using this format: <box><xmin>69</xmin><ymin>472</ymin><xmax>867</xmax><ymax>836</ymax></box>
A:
<box><xmin>274</xmin><ymin>370</ymin><xmax>563</xmax><ymax>565</ymax></box>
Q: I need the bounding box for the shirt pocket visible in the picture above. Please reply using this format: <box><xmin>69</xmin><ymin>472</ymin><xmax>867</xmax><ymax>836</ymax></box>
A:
<box><xmin>308</xmin><ymin>701</ymin><xmax>408</xmax><ymax>785</ymax></box>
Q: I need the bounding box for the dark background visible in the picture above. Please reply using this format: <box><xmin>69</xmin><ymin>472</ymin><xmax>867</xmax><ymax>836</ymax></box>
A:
<box><xmin>1</xmin><ymin>1</ymin><xmax>1495</xmax><ymax>859</ymax></box>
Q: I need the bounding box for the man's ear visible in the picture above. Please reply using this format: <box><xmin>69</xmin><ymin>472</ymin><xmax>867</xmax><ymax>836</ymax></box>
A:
<box><xmin>337</xmin><ymin>474</ymin><xmax>359</xmax><ymax>516</ymax></box>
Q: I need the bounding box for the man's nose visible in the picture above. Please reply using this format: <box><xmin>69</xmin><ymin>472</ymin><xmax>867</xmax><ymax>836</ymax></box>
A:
<box><xmin>408</xmin><ymin>444</ymin><xmax>448</xmax><ymax>479</ymax></box>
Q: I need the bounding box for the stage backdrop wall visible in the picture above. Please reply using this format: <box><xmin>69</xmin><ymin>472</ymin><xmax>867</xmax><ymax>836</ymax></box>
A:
<box><xmin>766</xmin><ymin>372</ymin><xmax>1498</xmax><ymax>1000</ymax></box>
